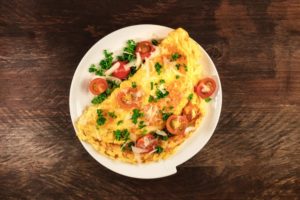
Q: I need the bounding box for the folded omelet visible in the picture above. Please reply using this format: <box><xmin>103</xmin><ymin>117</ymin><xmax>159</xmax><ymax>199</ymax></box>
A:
<box><xmin>76</xmin><ymin>28</ymin><xmax>206</xmax><ymax>163</ymax></box>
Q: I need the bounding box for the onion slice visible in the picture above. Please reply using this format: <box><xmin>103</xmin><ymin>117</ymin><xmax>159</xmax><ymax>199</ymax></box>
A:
<box><xmin>104</xmin><ymin>62</ymin><xmax>120</xmax><ymax>76</ymax></box>
<box><xmin>184</xmin><ymin>126</ymin><xmax>196</xmax><ymax>135</ymax></box>
<box><xmin>155</xmin><ymin>130</ymin><xmax>167</xmax><ymax>136</ymax></box>
<box><xmin>131</xmin><ymin>146</ymin><xmax>148</xmax><ymax>154</ymax></box>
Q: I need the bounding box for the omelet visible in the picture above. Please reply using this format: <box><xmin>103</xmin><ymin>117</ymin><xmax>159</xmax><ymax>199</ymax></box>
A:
<box><xmin>76</xmin><ymin>28</ymin><xmax>206</xmax><ymax>163</ymax></box>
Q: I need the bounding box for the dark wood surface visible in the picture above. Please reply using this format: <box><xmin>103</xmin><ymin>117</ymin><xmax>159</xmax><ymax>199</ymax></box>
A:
<box><xmin>1</xmin><ymin>0</ymin><xmax>299</xmax><ymax>199</ymax></box>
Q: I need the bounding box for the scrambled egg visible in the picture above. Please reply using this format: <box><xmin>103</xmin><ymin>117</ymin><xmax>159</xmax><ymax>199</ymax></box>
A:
<box><xmin>76</xmin><ymin>28</ymin><xmax>206</xmax><ymax>163</ymax></box>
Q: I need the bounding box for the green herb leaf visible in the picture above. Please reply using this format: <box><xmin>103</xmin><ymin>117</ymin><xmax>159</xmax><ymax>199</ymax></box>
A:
<box><xmin>138</xmin><ymin>121</ymin><xmax>146</xmax><ymax>129</ymax></box>
<box><xmin>117</xmin><ymin>120</ymin><xmax>123</xmax><ymax>125</ymax></box>
<box><xmin>113</xmin><ymin>129</ymin><xmax>130</xmax><ymax>141</ymax></box>
<box><xmin>131</xmin><ymin>82</ymin><xmax>137</xmax><ymax>88</ymax></box>
<box><xmin>155</xmin><ymin>88</ymin><xmax>169</xmax><ymax>99</ymax></box>
<box><xmin>155</xmin><ymin>146</ymin><xmax>163</xmax><ymax>153</ymax></box>
<box><xmin>92</xmin><ymin>93</ymin><xmax>107</xmax><ymax>104</ymax></box>
<box><xmin>148</xmin><ymin>95</ymin><xmax>156</xmax><ymax>103</ymax></box>
<box><xmin>162</xmin><ymin>112</ymin><xmax>172</xmax><ymax>121</ymax></box>
<box><xmin>150</xmin><ymin>82</ymin><xmax>154</xmax><ymax>90</ymax></box>
<box><xmin>188</xmin><ymin>93</ymin><xmax>193</xmax><ymax>101</ymax></box>
<box><xmin>141</xmin><ymin>129</ymin><xmax>148</xmax><ymax>135</ymax></box>
<box><xmin>96</xmin><ymin>109</ymin><xmax>106</xmax><ymax>126</ymax></box>
<box><xmin>100</xmin><ymin>50</ymin><xmax>113</xmax><ymax>70</ymax></box>
<box><xmin>131</xmin><ymin>109</ymin><xmax>143</xmax><ymax>124</ymax></box>
<box><xmin>117</xmin><ymin>40</ymin><xmax>136</xmax><ymax>62</ymax></box>
<box><xmin>184</xmin><ymin>64</ymin><xmax>188</xmax><ymax>71</ymax></box>
<box><xmin>121</xmin><ymin>141</ymin><xmax>134</xmax><ymax>151</ymax></box>
<box><xmin>128</xmin><ymin>66</ymin><xmax>137</xmax><ymax>77</ymax></box>
<box><xmin>108</xmin><ymin>111</ymin><xmax>117</xmax><ymax>118</ymax></box>
<box><xmin>155</xmin><ymin>62</ymin><xmax>162</xmax><ymax>75</ymax></box>
<box><xmin>171</xmin><ymin>53</ymin><xmax>181</xmax><ymax>61</ymax></box>
<box><xmin>175</xmin><ymin>75</ymin><xmax>180</xmax><ymax>79</ymax></box>
<box><xmin>205</xmin><ymin>97</ymin><xmax>212</xmax><ymax>102</ymax></box>
<box><xmin>175</xmin><ymin>64</ymin><xmax>181</xmax><ymax>70</ymax></box>
<box><xmin>151</xmin><ymin>39</ymin><xmax>159</xmax><ymax>46</ymax></box>
<box><xmin>159</xmin><ymin>79</ymin><xmax>165</xmax><ymax>84</ymax></box>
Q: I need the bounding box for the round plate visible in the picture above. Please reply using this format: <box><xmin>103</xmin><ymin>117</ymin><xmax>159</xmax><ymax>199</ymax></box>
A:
<box><xmin>69</xmin><ymin>24</ymin><xmax>222</xmax><ymax>179</ymax></box>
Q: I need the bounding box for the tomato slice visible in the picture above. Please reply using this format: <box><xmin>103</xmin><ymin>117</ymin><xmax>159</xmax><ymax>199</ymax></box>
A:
<box><xmin>89</xmin><ymin>78</ymin><xmax>108</xmax><ymax>95</ymax></box>
<box><xmin>195</xmin><ymin>78</ymin><xmax>216</xmax><ymax>98</ymax></box>
<box><xmin>136</xmin><ymin>134</ymin><xmax>158</xmax><ymax>153</ymax></box>
<box><xmin>135</xmin><ymin>41</ymin><xmax>155</xmax><ymax>60</ymax></box>
<box><xmin>166</xmin><ymin>115</ymin><xmax>188</xmax><ymax>135</ymax></box>
<box><xmin>116</xmin><ymin>87</ymin><xmax>143</xmax><ymax>109</ymax></box>
<box><xmin>183</xmin><ymin>102</ymin><xmax>201</xmax><ymax>123</ymax></box>
<box><xmin>112</xmin><ymin>61</ymin><xmax>130</xmax><ymax>80</ymax></box>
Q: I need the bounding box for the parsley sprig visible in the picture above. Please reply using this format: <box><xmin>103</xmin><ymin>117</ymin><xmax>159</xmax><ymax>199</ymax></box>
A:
<box><xmin>117</xmin><ymin>40</ymin><xmax>136</xmax><ymax>62</ymax></box>
<box><xmin>96</xmin><ymin>109</ymin><xmax>106</xmax><ymax>126</ymax></box>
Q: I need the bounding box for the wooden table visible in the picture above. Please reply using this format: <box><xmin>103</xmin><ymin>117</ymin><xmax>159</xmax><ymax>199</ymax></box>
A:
<box><xmin>1</xmin><ymin>0</ymin><xmax>299</xmax><ymax>199</ymax></box>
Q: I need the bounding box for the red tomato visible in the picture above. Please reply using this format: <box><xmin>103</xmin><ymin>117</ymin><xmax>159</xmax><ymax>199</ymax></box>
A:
<box><xmin>89</xmin><ymin>78</ymin><xmax>108</xmax><ymax>95</ymax></box>
<box><xmin>136</xmin><ymin>134</ymin><xmax>158</xmax><ymax>153</ymax></box>
<box><xmin>195</xmin><ymin>78</ymin><xmax>216</xmax><ymax>98</ymax></box>
<box><xmin>116</xmin><ymin>88</ymin><xmax>143</xmax><ymax>109</ymax></box>
<box><xmin>112</xmin><ymin>61</ymin><xmax>130</xmax><ymax>79</ymax></box>
<box><xmin>135</xmin><ymin>41</ymin><xmax>155</xmax><ymax>60</ymax></box>
<box><xmin>166</xmin><ymin>115</ymin><xmax>188</xmax><ymax>135</ymax></box>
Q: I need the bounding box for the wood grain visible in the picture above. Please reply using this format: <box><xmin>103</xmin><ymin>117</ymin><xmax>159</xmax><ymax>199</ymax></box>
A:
<box><xmin>0</xmin><ymin>0</ymin><xmax>299</xmax><ymax>199</ymax></box>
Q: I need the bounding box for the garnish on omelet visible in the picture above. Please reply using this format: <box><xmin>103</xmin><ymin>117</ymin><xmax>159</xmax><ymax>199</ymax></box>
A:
<box><xmin>76</xmin><ymin>28</ymin><xmax>217</xmax><ymax>163</ymax></box>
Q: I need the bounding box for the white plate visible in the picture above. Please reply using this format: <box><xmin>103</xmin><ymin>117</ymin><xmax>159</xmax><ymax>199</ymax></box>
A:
<box><xmin>69</xmin><ymin>24</ymin><xmax>222</xmax><ymax>179</ymax></box>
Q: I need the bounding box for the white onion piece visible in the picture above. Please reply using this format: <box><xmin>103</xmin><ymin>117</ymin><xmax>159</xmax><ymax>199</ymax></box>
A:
<box><xmin>201</xmin><ymin>84</ymin><xmax>211</xmax><ymax>93</ymax></box>
<box><xmin>104</xmin><ymin>62</ymin><xmax>120</xmax><ymax>76</ymax></box>
<box><xmin>131</xmin><ymin>146</ymin><xmax>148</xmax><ymax>154</ymax></box>
<box><xmin>184</xmin><ymin>126</ymin><xmax>196</xmax><ymax>135</ymax></box>
<box><xmin>135</xmin><ymin>52</ymin><xmax>142</xmax><ymax>68</ymax></box>
<box><xmin>155</xmin><ymin>130</ymin><xmax>168</xmax><ymax>136</ymax></box>
<box><xmin>147</xmin><ymin>148</ymin><xmax>157</xmax><ymax>155</ymax></box>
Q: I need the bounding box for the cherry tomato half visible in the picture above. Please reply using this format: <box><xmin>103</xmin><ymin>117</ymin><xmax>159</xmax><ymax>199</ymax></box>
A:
<box><xmin>112</xmin><ymin>61</ymin><xmax>130</xmax><ymax>80</ymax></box>
<box><xmin>135</xmin><ymin>41</ymin><xmax>155</xmax><ymax>60</ymax></box>
<box><xmin>116</xmin><ymin>87</ymin><xmax>143</xmax><ymax>109</ymax></box>
<box><xmin>195</xmin><ymin>78</ymin><xmax>216</xmax><ymax>99</ymax></box>
<box><xmin>89</xmin><ymin>78</ymin><xmax>108</xmax><ymax>95</ymax></box>
<box><xmin>136</xmin><ymin>134</ymin><xmax>158</xmax><ymax>153</ymax></box>
<box><xmin>166</xmin><ymin>115</ymin><xmax>188</xmax><ymax>135</ymax></box>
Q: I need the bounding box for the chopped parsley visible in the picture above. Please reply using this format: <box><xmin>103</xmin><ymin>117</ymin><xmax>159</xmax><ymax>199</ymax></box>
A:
<box><xmin>108</xmin><ymin>111</ymin><xmax>117</xmax><ymax>118</ymax></box>
<box><xmin>188</xmin><ymin>93</ymin><xmax>193</xmax><ymax>101</ymax></box>
<box><xmin>155</xmin><ymin>88</ymin><xmax>169</xmax><ymax>99</ymax></box>
<box><xmin>150</xmin><ymin>82</ymin><xmax>154</xmax><ymax>90</ymax></box>
<box><xmin>141</xmin><ymin>129</ymin><xmax>148</xmax><ymax>135</ymax></box>
<box><xmin>113</xmin><ymin>129</ymin><xmax>130</xmax><ymax>141</ymax></box>
<box><xmin>121</xmin><ymin>141</ymin><xmax>134</xmax><ymax>151</ymax></box>
<box><xmin>88</xmin><ymin>50</ymin><xmax>114</xmax><ymax>76</ymax></box>
<box><xmin>138</xmin><ymin>121</ymin><xmax>146</xmax><ymax>129</ymax></box>
<box><xmin>131</xmin><ymin>82</ymin><xmax>137</xmax><ymax>88</ymax></box>
<box><xmin>92</xmin><ymin>93</ymin><xmax>107</xmax><ymax>104</ymax></box>
<box><xmin>176</xmin><ymin>75</ymin><xmax>180</xmax><ymax>79</ymax></box>
<box><xmin>171</xmin><ymin>53</ymin><xmax>181</xmax><ymax>61</ymax></box>
<box><xmin>128</xmin><ymin>66</ymin><xmax>137</xmax><ymax>77</ymax></box>
<box><xmin>96</xmin><ymin>109</ymin><xmax>106</xmax><ymax>126</ymax></box>
<box><xmin>151</xmin><ymin>39</ymin><xmax>159</xmax><ymax>46</ymax></box>
<box><xmin>159</xmin><ymin>79</ymin><xmax>165</xmax><ymax>84</ymax></box>
<box><xmin>100</xmin><ymin>50</ymin><xmax>114</xmax><ymax>70</ymax></box>
<box><xmin>117</xmin><ymin>40</ymin><xmax>136</xmax><ymax>62</ymax></box>
<box><xmin>148</xmin><ymin>95</ymin><xmax>156</xmax><ymax>103</ymax></box>
<box><xmin>184</xmin><ymin>64</ymin><xmax>188</xmax><ymax>71</ymax></box>
<box><xmin>117</xmin><ymin>120</ymin><xmax>123</xmax><ymax>125</ymax></box>
<box><xmin>175</xmin><ymin>63</ymin><xmax>181</xmax><ymax>70</ymax></box>
<box><xmin>131</xmin><ymin>109</ymin><xmax>143</xmax><ymax>124</ymax></box>
<box><xmin>205</xmin><ymin>97</ymin><xmax>212</xmax><ymax>102</ymax></box>
<box><xmin>161</xmin><ymin>112</ymin><xmax>172</xmax><ymax>121</ymax></box>
<box><xmin>155</xmin><ymin>146</ymin><xmax>163</xmax><ymax>153</ymax></box>
<box><xmin>155</xmin><ymin>62</ymin><xmax>162</xmax><ymax>75</ymax></box>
